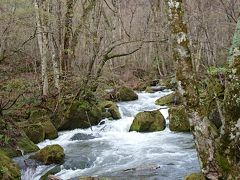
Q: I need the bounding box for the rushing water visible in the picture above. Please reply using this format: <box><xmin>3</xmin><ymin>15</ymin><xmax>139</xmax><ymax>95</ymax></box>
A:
<box><xmin>15</xmin><ymin>91</ymin><xmax>200</xmax><ymax>180</ymax></box>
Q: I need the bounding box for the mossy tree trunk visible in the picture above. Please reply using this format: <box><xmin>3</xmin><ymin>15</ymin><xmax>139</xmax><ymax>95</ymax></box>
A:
<box><xmin>63</xmin><ymin>0</ymin><xmax>74</xmax><ymax>72</ymax></box>
<box><xmin>63</xmin><ymin>0</ymin><xmax>96</xmax><ymax>72</ymax></box>
<box><xmin>165</xmin><ymin>0</ymin><xmax>240</xmax><ymax>179</ymax></box>
<box><xmin>165</xmin><ymin>0</ymin><xmax>199</xmax><ymax>109</ymax></box>
<box><xmin>220</xmin><ymin>17</ymin><xmax>240</xmax><ymax>179</ymax></box>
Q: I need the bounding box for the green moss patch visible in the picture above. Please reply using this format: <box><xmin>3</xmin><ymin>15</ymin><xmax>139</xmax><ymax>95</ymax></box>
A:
<box><xmin>0</xmin><ymin>150</ymin><xmax>21</xmax><ymax>180</ymax></box>
<box><xmin>169</xmin><ymin>105</ymin><xmax>190</xmax><ymax>132</ymax></box>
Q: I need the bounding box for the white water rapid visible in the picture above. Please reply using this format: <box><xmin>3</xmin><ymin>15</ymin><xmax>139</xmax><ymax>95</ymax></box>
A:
<box><xmin>16</xmin><ymin>91</ymin><xmax>200</xmax><ymax>180</ymax></box>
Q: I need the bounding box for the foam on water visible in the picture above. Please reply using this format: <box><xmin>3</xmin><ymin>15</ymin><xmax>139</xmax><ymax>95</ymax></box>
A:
<box><xmin>18</xmin><ymin>90</ymin><xmax>200</xmax><ymax>180</ymax></box>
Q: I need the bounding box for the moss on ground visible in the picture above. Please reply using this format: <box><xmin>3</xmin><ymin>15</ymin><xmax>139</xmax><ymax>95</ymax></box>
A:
<box><xmin>0</xmin><ymin>150</ymin><xmax>21</xmax><ymax>180</ymax></box>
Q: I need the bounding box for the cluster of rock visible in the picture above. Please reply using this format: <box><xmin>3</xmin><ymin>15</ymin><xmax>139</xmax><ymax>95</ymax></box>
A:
<box><xmin>129</xmin><ymin>91</ymin><xmax>190</xmax><ymax>133</ymax></box>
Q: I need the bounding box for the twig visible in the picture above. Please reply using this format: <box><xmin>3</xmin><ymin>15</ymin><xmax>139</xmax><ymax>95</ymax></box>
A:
<box><xmin>2</xmin><ymin>93</ymin><xmax>24</xmax><ymax>111</ymax></box>
<box><xmin>103</xmin><ymin>0</ymin><xmax>117</xmax><ymax>13</ymax></box>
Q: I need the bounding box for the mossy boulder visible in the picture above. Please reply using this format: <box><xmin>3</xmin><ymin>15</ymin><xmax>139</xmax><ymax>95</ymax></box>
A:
<box><xmin>0</xmin><ymin>151</ymin><xmax>21</xmax><ymax>180</ymax></box>
<box><xmin>184</xmin><ymin>172</ymin><xmax>206</xmax><ymax>180</ymax></box>
<box><xmin>19</xmin><ymin>123</ymin><xmax>45</xmax><ymax>143</ymax></box>
<box><xmin>0</xmin><ymin>117</ymin><xmax>39</xmax><ymax>158</ymax></box>
<box><xmin>101</xmin><ymin>86</ymin><xmax>138</xmax><ymax>102</ymax></box>
<box><xmin>18</xmin><ymin>115</ymin><xmax>58</xmax><ymax>143</ymax></box>
<box><xmin>145</xmin><ymin>86</ymin><xmax>154</xmax><ymax>93</ymax></box>
<box><xmin>59</xmin><ymin>100</ymin><xmax>102</xmax><ymax>130</ymax></box>
<box><xmin>1</xmin><ymin>135</ymin><xmax>40</xmax><ymax>158</ymax></box>
<box><xmin>29</xmin><ymin>111</ymin><xmax>58</xmax><ymax>140</ymax></box>
<box><xmin>30</xmin><ymin>144</ymin><xmax>65</xmax><ymax>165</ymax></box>
<box><xmin>99</xmin><ymin>101</ymin><xmax>121</xmax><ymax>120</ymax></box>
<box><xmin>155</xmin><ymin>92</ymin><xmax>182</xmax><ymax>106</ymax></box>
<box><xmin>145</xmin><ymin>86</ymin><xmax>166</xmax><ymax>93</ymax></box>
<box><xmin>159</xmin><ymin>76</ymin><xmax>177</xmax><ymax>90</ymax></box>
<box><xmin>40</xmin><ymin>119</ymin><xmax>58</xmax><ymax>140</ymax></box>
<box><xmin>116</xmin><ymin>86</ymin><xmax>138</xmax><ymax>101</ymax></box>
<box><xmin>169</xmin><ymin>105</ymin><xmax>190</xmax><ymax>132</ymax></box>
<box><xmin>129</xmin><ymin>110</ymin><xmax>166</xmax><ymax>132</ymax></box>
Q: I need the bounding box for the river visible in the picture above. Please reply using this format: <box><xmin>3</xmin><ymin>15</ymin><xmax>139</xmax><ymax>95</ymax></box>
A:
<box><xmin>16</xmin><ymin>91</ymin><xmax>200</xmax><ymax>180</ymax></box>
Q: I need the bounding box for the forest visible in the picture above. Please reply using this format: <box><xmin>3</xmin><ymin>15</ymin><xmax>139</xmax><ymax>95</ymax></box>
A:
<box><xmin>0</xmin><ymin>0</ymin><xmax>240</xmax><ymax>179</ymax></box>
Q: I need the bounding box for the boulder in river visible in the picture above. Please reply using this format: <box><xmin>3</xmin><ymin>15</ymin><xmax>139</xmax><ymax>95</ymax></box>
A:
<box><xmin>169</xmin><ymin>105</ymin><xmax>190</xmax><ymax>132</ymax></box>
<box><xmin>29</xmin><ymin>110</ymin><xmax>58</xmax><ymax>140</ymax></box>
<box><xmin>115</xmin><ymin>86</ymin><xmax>138</xmax><ymax>101</ymax></box>
<box><xmin>101</xmin><ymin>86</ymin><xmax>138</xmax><ymax>102</ymax></box>
<box><xmin>0</xmin><ymin>150</ymin><xmax>21</xmax><ymax>180</ymax></box>
<box><xmin>70</xmin><ymin>133</ymin><xmax>96</xmax><ymax>141</ymax></box>
<box><xmin>159</xmin><ymin>76</ymin><xmax>177</xmax><ymax>90</ymax></box>
<box><xmin>155</xmin><ymin>92</ymin><xmax>182</xmax><ymax>106</ymax></box>
<box><xmin>18</xmin><ymin>123</ymin><xmax>45</xmax><ymax>144</ymax></box>
<box><xmin>129</xmin><ymin>110</ymin><xmax>166</xmax><ymax>132</ymax></box>
<box><xmin>99</xmin><ymin>101</ymin><xmax>121</xmax><ymax>120</ymax></box>
<box><xmin>59</xmin><ymin>99</ymin><xmax>102</xmax><ymax>131</ymax></box>
<box><xmin>39</xmin><ymin>166</ymin><xmax>61</xmax><ymax>180</ymax></box>
<box><xmin>18</xmin><ymin>115</ymin><xmax>58</xmax><ymax>143</ymax></box>
<box><xmin>145</xmin><ymin>86</ymin><xmax>167</xmax><ymax>93</ymax></box>
<box><xmin>145</xmin><ymin>86</ymin><xmax>155</xmax><ymax>93</ymax></box>
<box><xmin>30</xmin><ymin>144</ymin><xmax>65</xmax><ymax>165</ymax></box>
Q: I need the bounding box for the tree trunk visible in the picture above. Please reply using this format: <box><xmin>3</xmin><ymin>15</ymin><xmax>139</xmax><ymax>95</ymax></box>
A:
<box><xmin>70</xmin><ymin>0</ymin><xmax>96</xmax><ymax>63</ymax></box>
<box><xmin>165</xmin><ymin>0</ymin><xmax>240</xmax><ymax>179</ymax></box>
<box><xmin>34</xmin><ymin>0</ymin><xmax>49</xmax><ymax>96</ymax></box>
<box><xmin>49</xmin><ymin>0</ymin><xmax>61</xmax><ymax>93</ymax></box>
<box><xmin>220</xmin><ymin>16</ymin><xmax>240</xmax><ymax>179</ymax></box>
<box><xmin>165</xmin><ymin>0</ymin><xmax>199</xmax><ymax>108</ymax></box>
<box><xmin>57</xmin><ymin>0</ymin><xmax>63</xmax><ymax>75</ymax></box>
<box><xmin>63</xmin><ymin>0</ymin><xmax>74</xmax><ymax>72</ymax></box>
